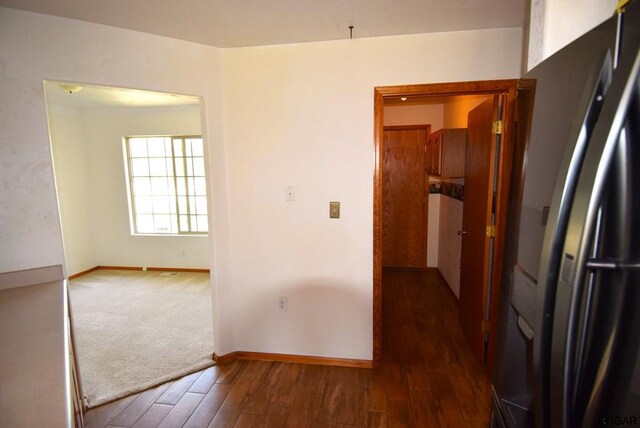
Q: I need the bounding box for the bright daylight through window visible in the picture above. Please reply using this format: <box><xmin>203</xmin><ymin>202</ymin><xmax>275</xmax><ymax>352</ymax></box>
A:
<box><xmin>125</xmin><ymin>136</ymin><xmax>208</xmax><ymax>235</ymax></box>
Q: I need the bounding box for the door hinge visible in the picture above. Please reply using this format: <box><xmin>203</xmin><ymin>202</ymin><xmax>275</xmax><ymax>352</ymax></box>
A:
<box><xmin>486</xmin><ymin>224</ymin><xmax>496</xmax><ymax>238</ymax></box>
<box><xmin>481</xmin><ymin>320</ymin><xmax>489</xmax><ymax>334</ymax></box>
<box><xmin>492</xmin><ymin>120</ymin><xmax>503</xmax><ymax>135</ymax></box>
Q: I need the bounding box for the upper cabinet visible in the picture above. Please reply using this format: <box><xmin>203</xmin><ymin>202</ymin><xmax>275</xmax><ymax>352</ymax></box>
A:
<box><xmin>426</xmin><ymin>128</ymin><xmax>467</xmax><ymax>178</ymax></box>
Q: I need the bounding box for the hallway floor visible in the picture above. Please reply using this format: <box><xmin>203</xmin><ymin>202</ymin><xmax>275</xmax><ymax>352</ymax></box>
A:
<box><xmin>84</xmin><ymin>269</ymin><xmax>491</xmax><ymax>427</ymax></box>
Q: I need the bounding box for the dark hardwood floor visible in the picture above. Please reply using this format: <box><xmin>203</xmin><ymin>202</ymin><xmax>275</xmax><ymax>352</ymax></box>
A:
<box><xmin>84</xmin><ymin>269</ymin><xmax>491</xmax><ymax>427</ymax></box>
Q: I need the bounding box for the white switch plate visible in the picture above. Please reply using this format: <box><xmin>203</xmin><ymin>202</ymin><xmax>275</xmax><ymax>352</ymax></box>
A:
<box><xmin>285</xmin><ymin>186</ymin><xmax>295</xmax><ymax>201</ymax></box>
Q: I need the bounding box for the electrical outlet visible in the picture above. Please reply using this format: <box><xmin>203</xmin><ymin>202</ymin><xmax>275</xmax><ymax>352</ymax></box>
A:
<box><xmin>278</xmin><ymin>296</ymin><xmax>288</xmax><ymax>311</ymax></box>
<box><xmin>285</xmin><ymin>186</ymin><xmax>295</xmax><ymax>201</ymax></box>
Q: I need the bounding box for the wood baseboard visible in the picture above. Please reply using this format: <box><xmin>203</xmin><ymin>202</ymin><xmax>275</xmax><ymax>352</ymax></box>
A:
<box><xmin>68</xmin><ymin>265</ymin><xmax>210</xmax><ymax>279</ymax></box>
<box><xmin>213</xmin><ymin>351</ymin><xmax>373</xmax><ymax>369</ymax></box>
<box><xmin>147</xmin><ymin>267</ymin><xmax>210</xmax><ymax>273</ymax></box>
<box><xmin>97</xmin><ymin>265</ymin><xmax>143</xmax><ymax>271</ymax></box>
<box><xmin>68</xmin><ymin>266</ymin><xmax>100</xmax><ymax>280</ymax></box>
<box><xmin>432</xmin><ymin>268</ymin><xmax>460</xmax><ymax>303</ymax></box>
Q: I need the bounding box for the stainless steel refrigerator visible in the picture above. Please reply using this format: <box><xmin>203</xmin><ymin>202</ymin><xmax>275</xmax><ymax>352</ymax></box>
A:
<box><xmin>491</xmin><ymin>1</ymin><xmax>640</xmax><ymax>427</ymax></box>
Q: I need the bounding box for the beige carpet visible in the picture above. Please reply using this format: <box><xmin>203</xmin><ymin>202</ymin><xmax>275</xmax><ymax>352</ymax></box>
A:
<box><xmin>69</xmin><ymin>269</ymin><xmax>215</xmax><ymax>408</ymax></box>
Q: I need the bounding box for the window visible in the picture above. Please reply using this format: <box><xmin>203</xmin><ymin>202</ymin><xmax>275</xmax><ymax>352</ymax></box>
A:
<box><xmin>125</xmin><ymin>136</ymin><xmax>208</xmax><ymax>235</ymax></box>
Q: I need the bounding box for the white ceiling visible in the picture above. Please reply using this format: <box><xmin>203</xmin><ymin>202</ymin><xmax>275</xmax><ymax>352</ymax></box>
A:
<box><xmin>0</xmin><ymin>0</ymin><xmax>527</xmax><ymax>48</ymax></box>
<box><xmin>44</xmin><ymin>81</ymin><xmax>200</xmax><ymax>109</ymax></box>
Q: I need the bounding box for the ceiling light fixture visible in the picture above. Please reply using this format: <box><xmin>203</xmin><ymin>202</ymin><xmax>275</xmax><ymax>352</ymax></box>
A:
<box><xmin>58</xmin><ymin>83</ymin><xmax>83</xmax><ymax>94</ymax></box>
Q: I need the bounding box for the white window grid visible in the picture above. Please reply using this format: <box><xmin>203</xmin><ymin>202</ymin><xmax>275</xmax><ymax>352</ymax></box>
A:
<box><xmin>125</xmin><ymin>136</ymin><xmax>208</xmax><ymax>235</ymax></box>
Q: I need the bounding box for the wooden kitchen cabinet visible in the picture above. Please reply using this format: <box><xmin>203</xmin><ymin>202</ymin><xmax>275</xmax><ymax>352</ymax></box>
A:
<box><xmin>426</xmin><ymin>128</ymin><xmax>467</xmax><ymax>178</ymax></box>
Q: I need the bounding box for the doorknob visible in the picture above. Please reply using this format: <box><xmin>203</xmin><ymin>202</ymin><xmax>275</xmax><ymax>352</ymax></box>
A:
<box><xmin>457</xmin><ymin>230</ymin><xmax>468</xmax><ymax>237</ymax></box>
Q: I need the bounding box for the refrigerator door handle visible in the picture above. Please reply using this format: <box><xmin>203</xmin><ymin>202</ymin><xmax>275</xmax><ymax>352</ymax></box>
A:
<box><xmin>585</xmin><ymin>258</ymin><xmax>640</xmax><ymax>270</ymax></box>
<box><xmin>553</xmin><ymin>46</ymin><xmax>640</xmax><ymax>427</ymax></box>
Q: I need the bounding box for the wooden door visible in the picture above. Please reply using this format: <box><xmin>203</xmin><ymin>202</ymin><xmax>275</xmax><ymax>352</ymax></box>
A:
<box><xmin>459</xmin><ymin>98</ymin><xmax>498</xmax><ymax>365</ymax></box>
<box><xmin>382</xmin><ymin>126</ymin><xmax>429</xmax><ymax>268</ymax></box>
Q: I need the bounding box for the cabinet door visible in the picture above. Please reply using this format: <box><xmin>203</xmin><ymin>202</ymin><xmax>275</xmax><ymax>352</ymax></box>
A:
<box><xmin>440</xmin><ymin>129</ymin><xmax>466</xmax><ymax>178</ymax></box>
<box><xmin>429</xmin><ymin>131</ymin><xmax>442</xmax><ymax>176</ymax></box>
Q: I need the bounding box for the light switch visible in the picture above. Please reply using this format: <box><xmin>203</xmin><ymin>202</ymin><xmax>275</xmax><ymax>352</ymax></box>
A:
<box><xmin>329</xmin><ymin>201</ymin><xmax>340</xmax><ymax>218</ymax></box>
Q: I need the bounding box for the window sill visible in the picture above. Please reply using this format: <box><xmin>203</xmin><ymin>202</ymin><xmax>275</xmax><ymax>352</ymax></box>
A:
<box><xmin>131</xmin><ymin>233</ymin><xmax>209</xmax><ymax>237</ymax></box>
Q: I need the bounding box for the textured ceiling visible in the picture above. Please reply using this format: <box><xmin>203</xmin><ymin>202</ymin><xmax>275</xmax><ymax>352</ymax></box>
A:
<box><xmin>0</xmin><ymin>0</ymin><xmax>527</xmax><ymax>48</ymax></box>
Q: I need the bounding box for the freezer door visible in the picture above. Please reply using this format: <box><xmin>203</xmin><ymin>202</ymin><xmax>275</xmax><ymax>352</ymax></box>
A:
<box><xmin>547</xmin><ymin>7</ymin><xmax>640</xmax><ymax>426</ymax></box>
<box><xmin>487</xmin><ymin>14</ymin><xmax>619</xmax><ymax>428</ymax></box>
<box><xmin>491</xmin><ymin>14</ymin><xmax>620</xmax><ymax>428</ymax></box>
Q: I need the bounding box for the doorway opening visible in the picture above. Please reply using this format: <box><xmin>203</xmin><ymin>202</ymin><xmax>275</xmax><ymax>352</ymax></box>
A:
<box><xmin>373</xmin><ymin>80</ymin><xmax>518</xmax><ymax>374</ymax></box>
<box><xmin>44</xmin><ymin>81</ymin><xmax>215</xmax><ymax>409</ymax></box>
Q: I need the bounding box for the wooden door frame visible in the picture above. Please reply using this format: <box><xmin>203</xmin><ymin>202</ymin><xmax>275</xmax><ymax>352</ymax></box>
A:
<box><xmin>373</xmin><ymin>80</ymin><xmax>518</xmax><ymax>368</ymax></box>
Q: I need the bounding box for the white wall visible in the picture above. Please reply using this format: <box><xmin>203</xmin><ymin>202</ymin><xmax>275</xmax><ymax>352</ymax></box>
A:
<box><xmin>223</xmin><ymin>28</ymin><xmax>523</xmax><ymax>359</ymax></box>
<box><xmin>427</xmin><ymin>193</ymin><xmax>440</xmax><ymax>268</ymax></box>
<box><xmin>383</xmin><ymin>104</ymin><xmax>443</xmax><ymax>267</ymax></box>
<box><xmin>438</xmin><ymin>195</ymin><xmax>464</xmax><ymax>298</ymax></box>
<box><xmin>48</xmin><ymin>105</ymin><xmax>98</xmax><ymax>276</ymax></box>
<box><xmin>83</xmin><ymin>107</ymin><xmax>209</xmax><ymax>270</ymax></box>
<box><xmin>0</xmin><ymin>8</ymin><xmax>233</xmax><ymax>354</ymax></box>
<box><xmin>527</xmin><ymin>0</ymin><xmax>617</xmax><ymax>69</ymax></box>
<box><xmin>383</xmin><ymin>104</ymin><xmax>444</xmax><ymax>129</ymax></box>
<box><xmin>48</xmin><ymin>105</ymin><xmax>210</xmax><ymax>275</ymax></box>
<box><xmin>1</xmin><ymin>5</ymin><xmax>523</xmax><ymax>361</ymax></box>
<box><xmin>443</xmin><ymin>95</ymin><xmax>490</xmax><ymax>128</ymax></box>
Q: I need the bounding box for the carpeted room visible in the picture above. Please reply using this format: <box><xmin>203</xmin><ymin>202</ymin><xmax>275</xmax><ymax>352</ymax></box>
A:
<box><xmin>45</xmin><ymin>82</ymin><xmax>215</xmax><ymax>408</ymax></box>
<box><xmin>69</xmin><ymin>269</ymin><xmax>214</xmax><ymax>407</ymax></box>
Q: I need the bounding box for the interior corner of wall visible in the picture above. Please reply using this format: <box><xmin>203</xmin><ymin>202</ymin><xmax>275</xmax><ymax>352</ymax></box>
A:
<box><xmin>525</xmin><ymin>0</ymin><xmax>546</xmax><ymax>71</ymax></box>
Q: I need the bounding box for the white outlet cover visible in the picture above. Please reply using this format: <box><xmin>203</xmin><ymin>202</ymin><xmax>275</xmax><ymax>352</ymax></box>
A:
<box><xmin>285</xmin><ymin>186</ymin><xmax>295</xmax><ymax>201</ymax></box>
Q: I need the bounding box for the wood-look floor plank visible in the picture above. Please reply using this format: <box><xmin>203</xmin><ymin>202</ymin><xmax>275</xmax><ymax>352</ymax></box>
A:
<box><xmin>183</xmin><ymin>384</ymin><xmax>233</xmax><ymax>428</ymax></box>
<box><xmin>232</xmin><ymin>412</ymin><xmax>262</xmax><ymax>428</ymax></box>
<box><xmin>367</xmin><ymin>369</ymin><xmax>388</xmax><ymax>413</ymax></box>
<box><xmin>466</xmin><ymin>420</ymin><xmax>493</xmax><ymax>428</ymax></box>
<box><xmin>427</xmin><ymin>371</ymin><xmax>468</xmax><ymax>427</ymax></box>
<box><xmin>155</xmin><ymin>370</ymin><xmax>202</xmax><ymax>405</ymax></box>
<box><xmin>387</xmin><ymin>399</ymin><xmax>413</xmax><ymax>428</ymax></box>
<box><xmin>189</xmin><ymin>366</ymin><xmax>222</xmax><ymax>394</ymax></box>
<box><xmin>109</xmin><ymin>381</ymin><xmax>172</xmax><ymax>427</ymax></box>
<box><xmin>408</xmin><ymin>389</ymin><xmax>439</xmax><ymax>428</ymax></box>
<box><xmin>248</xmin><ymin>361</ymin><xmax>302</xmax><ymax>406</ymax></box>
<box><xmin>157</xmin><ymin>392</ymin><xmax>205</xmax><ymax>428</ymax></box>
<box><xmin>366</xmin><ymin>411</ymin><xmax>388</xmax><ymax>428</ymax></box>
<box><xmin>84</xmin><ymin>394</ymin><xmax>140</xmax><ymax>428</ymax></box>
<box><xmin>380</xmin><ymin>362</ymin><xmax>410</xmax><ymax>401</ymax></box>
<box><xmin>449</xmin><ymin>371</ymin><xmax>491</xmax><ymax>423</ymax></box>
<box><xmin>261</xmin><ymin>401</ymin><xmax>291</xmax><ymax>427</ymax></box>
<box><xmin>131</xmin><ymin>404</ymin><xmax>172</xmax><ymax>428</ymax></box>
<box><xmin>314</xmin><ymin>382</ymin><xmax>342</xmax><ymax>426</ymax></box>
<box><xmin>337</xmin><ymin>386</ymin><xmax>367</xmax><ymax>426</ymax></box>
<box><xmin>215</xmin><ymin>359</ymin><xmax>247</xmax><ymax>385</ymax></box>
<box><xmin>208</xmin><ymin>361</ymin><xmax>270</xmax><ymax>428</ymax></box>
